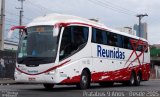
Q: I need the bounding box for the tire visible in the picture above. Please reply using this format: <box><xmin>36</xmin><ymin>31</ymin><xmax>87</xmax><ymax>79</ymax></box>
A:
<box><xmin>43</xmin><ymin>84</ymin><xmax>54</xmax><ymax>90</ymax></box>
<box><xmin>99</xmin><ymin>82</ymin><xmax>114</xmax><ymax>87</ymax></box>
<box><xmin>135</xmin><ymin>72</ymin><xmax>141</xmax><ymax>86</ymax></box>
<box><xmin>77</xmin><ymin>70</ymin><xmax>90</xmax><ymax>89</ymax></box>
<box><xmin>128</xmin><ymin>72</ymin><xmax>136</xmax><ymax>86</ymax></box>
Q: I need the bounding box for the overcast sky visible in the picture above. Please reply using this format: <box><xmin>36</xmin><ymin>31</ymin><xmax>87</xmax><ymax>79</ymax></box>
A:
<box><xmin>5</xmin><ymin>0</ymin><xmax>160</xmax><ymax>44</ymax></box>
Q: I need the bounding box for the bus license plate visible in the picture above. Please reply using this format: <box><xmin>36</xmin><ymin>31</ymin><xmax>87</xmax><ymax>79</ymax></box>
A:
<box><xmin>28</xmin><ymin>77</ymin><xmax>36</xmax><ymax>81</ymax></box>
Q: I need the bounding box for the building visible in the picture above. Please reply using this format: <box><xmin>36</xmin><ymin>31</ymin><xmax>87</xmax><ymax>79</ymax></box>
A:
<box><xmin>4</xmin><ymin>40</ymin><xmax>18</xmax><ymax>51</ymax></box>
<box><xmin>133</xmin><ymin>22</ymin><xmax>148</xmax><ymax>39</ymax></box>
<box><xmin>150</xmin><ymin>44</ymin><xmax>160</xmax><ymax>79</ymax></box>
<box><xmin>116</xmin><ymin>27</ymin><xmax>136</xmax><ymax>36</ymax></box>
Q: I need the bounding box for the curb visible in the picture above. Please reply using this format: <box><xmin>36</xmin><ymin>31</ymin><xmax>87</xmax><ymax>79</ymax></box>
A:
<box><xmin>0</xmin><ymin>79</ymin><xmax>16</xmax><ymax>85</ymax></box>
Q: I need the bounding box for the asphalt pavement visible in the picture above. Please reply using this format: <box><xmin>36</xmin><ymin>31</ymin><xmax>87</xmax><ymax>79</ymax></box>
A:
<box><xmin>0</xmin><ymin>79</ymin><xmax>160</xmax><ymax>97</ymax></box>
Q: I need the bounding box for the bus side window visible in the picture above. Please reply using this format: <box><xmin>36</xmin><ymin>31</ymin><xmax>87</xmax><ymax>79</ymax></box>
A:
<box><xmin>59</xmin><ymin>26</ymin><xmax>72</xmax><ymax>60</ymax></box>
<box><xmin>91</xmin><ymin>28</ymin><xmax>104</xmax><ymax>44</ymax></box>
<box><xmin>108</xmin><ymin>33</ymin><xmax>117</xmax><ymax>46</ymax></box>
<box><xmin>102</xmin><ymin>31</ymin><xmax>108</xmax><ymax>45</ymax></box>
<box><xmin>83</xmin><ymin>27</ymin><xmax>89</xmax><ymax>42</ymax></box>
<box><xmin>72</xmin><ymin>26</ymin><xmax>88</xmax><ymax>50</ymax></box>
<box><xmin>59</xmin><ymin>26</ymin><xmax>89</xmax><ymax>61</ymax></box>
<box><xmin>96</xmin><ymin>29</ymin><xmax>103</xmax><ymax>44</ymax></box>
<box><xmin>137</xmin><ymin>45</ymin><xmax>143</xmax><ymax>51</ymax></box>
<box><xmin>117</xmin><ymin>34</ymin><xmax>123</xmax><ymax>48</ymax></box>
<box><xmin>123</xmin><ymin>36</ymin><xmax>132</xmax><ymax>50</ymax></box>
<box><xmin>91</xmin><ymin>28</ymin><xmax>96</xmax><ymax>43</ymax></box>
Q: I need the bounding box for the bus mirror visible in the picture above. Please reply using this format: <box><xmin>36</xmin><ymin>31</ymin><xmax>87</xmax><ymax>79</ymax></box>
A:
<box><xmin>8</xmin><ymin>30</ymin><xmax>14</xmax><ymax>38</ymax></box>
<box><xmin>8</xmin><ymin>26</ymin><xmax>26</xmax><ymax>38</ymax></box>
<box><xmin>53</xmin><ymin>26</ymin><xmax>59</xmax><ymax>37</ymax></box>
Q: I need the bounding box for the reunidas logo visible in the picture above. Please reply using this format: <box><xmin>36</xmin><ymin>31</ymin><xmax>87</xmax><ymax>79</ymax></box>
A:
<box><xmin>97</xmin><ymin>45</ymin><xmax>125</xmax><ymax>59</ymax></box>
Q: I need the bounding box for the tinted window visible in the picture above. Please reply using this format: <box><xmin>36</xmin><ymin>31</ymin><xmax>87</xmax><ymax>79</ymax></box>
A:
<box><xmin>59</xmin><ymin>26</ymin><xmax>89</xmax><ymax>60</ymax></box>
<box><xmin>123</xmin><ymin>36</ymin><xmax>132</xmax><ymax>50</ymax></box>
<box><xmin>92</xmin><ymin>28</ymin><xmax>103</xmax><ymax>44</ymax></box>
<box><xmin>137</xmin><ymin>45</ymin><xmax>143</xmax><ymax>51</ymax></box>
<box><xmin>108</xmin><ymin>32</ymin><xmax>117</xmax><ymax>46</ymax></box>
<box><xmin>117</xmin><ymin>34</ymin><xmax>123</xmax><ymax>48</ymax></box>
<box><xmin>102</xmin><ymin>31</ymin><xmax>108</xmax><ymax>45</ymax></box>
<box><xmin>92</xmin><ymin>28</ymin><xmax>109</xmax><ymax>45</ymax></box>
<box><xmin>91</xmin><ymin>27</ymin><xmax>148</xmax><ymax>52</ymax></box>
<box><xmin>92</xmin><ymin>28</ymin><xmax>96</xmax><ymax>43</ymax></box>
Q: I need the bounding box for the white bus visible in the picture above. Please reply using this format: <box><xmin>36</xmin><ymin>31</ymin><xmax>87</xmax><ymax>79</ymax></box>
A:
<box><xmin>11</xmin><ymin>13</ymin><xmax>150</xmax><ymax>89</ymax></box>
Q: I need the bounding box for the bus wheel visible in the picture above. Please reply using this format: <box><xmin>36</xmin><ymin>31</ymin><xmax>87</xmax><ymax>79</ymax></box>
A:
<box><xmin>128</xmin><ymin>72</ymin><xmax>136</xmax><ymax>86</ymax></box>
<box><xmin>135</xmin><ymin>72</ymin><xmax>141</xmax><ymax>86</ymax></box>
<box><xmin>77</xmin><ymin>70</ymin><xmax>90</xmax><ymax>89</ymax></box>
<box><xmin>43</xmin><ymin>84</ymin><xmax>54</xmax><ymax>90</ymax></box>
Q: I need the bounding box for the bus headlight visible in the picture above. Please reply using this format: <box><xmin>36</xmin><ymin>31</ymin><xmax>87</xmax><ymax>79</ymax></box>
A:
<box><xmin>45</xmin><ymin>70</ymin><xmax>56</xmax><ymax>75</ymax></box>
<box><xmin>14</xmin><ymin>70</ymin><xmax>21</xmax><ymax>75</ymax></box>
<box><xmin>15</xmin><ymin>71</ymin><xmax>18</xmax><ymax>75</ymax></box>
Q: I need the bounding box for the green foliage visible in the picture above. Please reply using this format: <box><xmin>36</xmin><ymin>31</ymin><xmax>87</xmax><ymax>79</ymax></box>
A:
<box><xmin>150</xmin><ymin>47</ymin><xmax>160</xmax><ymax>57</ymax></box>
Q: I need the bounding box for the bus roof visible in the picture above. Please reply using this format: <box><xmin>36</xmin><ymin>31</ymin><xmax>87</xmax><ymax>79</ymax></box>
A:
<box><xmin>27</xmin><ymin>13</ymin><xmax>147</xmax><ymax>42</ymax></box>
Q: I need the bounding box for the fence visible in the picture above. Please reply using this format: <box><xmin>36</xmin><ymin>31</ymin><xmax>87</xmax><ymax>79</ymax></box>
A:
<box><xmin>0</xmin><ymin>50</ymin><xmax>16</xmax><ymax>79</ymax></box>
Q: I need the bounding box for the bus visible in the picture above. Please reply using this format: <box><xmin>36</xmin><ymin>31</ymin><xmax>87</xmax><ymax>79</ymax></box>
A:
<box><xmin>10</xmin><ymin>13</ymin><xmax>150</xmax><ymax>89</ymax></box>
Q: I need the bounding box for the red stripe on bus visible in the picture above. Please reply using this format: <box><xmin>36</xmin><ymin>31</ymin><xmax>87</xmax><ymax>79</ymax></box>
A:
<box><xmin>60</xmin><ymin>63</ymin><xmax>150</xmax><ymax>84</ymax></box>
<box><xmin>16</xmin><ymin>60</ymin><xmax>71</xmax><ymax>75</ymax></box>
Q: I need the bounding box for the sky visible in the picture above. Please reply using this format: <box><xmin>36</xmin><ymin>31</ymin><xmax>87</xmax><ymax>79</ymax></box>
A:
<box><xmin>5</xmin><ymin>0</ymin><xmax>160</xmax><ymax>44</ymax></box>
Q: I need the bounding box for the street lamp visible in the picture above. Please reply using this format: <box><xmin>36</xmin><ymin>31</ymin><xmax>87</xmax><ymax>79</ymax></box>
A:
<box><xmin>136</xmin><ymin>14</ymin><xmax>148</xmax><ymax>38</ymax></box>
<box><xmin>17</xmin><ymin>0</ymin><xmax>25</xmax><ymax>39</ymax></box>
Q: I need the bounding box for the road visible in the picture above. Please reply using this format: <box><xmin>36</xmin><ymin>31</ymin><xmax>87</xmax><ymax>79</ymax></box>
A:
<box><xmin>0</xmin><ymin>80</ymin><xmax>160</xmax><ymax>97</ymax></box>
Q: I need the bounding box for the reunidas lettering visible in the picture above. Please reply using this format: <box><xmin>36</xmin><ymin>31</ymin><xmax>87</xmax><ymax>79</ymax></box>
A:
<box><xmin>97</xmin><ymin>45</ymin><xmax>125</xmax><ymax>59</ymax></box>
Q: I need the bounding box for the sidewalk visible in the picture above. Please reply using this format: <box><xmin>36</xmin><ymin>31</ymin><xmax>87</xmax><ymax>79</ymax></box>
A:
<box><xmin>0</xmin><ymin>78</ymin><xmax>16</xmax><ymax>85</ymax></box>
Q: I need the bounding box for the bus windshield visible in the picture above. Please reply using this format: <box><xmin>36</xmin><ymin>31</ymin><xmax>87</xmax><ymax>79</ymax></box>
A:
<box><xmin>17</xmin><ymin>26</ymin><xmax>58</xmax><ymax>65</ymax></box>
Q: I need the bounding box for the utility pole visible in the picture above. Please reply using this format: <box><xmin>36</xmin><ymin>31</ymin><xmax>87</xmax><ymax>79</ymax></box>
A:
<box><xmin>17</xmin><ymin>0</ymin><xmax>25</xmax><ymax>38</ymax></box>
<box><xmin>136</xmin><ymin>14</ymin><xmax>148</xmax><ymax>38</ymax></box>
<box><xmin>0</xmin><ymin>0</ymin><xmax>5</xmax><ymax>50</ymax></box>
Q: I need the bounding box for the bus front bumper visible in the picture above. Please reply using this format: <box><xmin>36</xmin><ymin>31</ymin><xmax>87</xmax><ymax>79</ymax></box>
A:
<box><xmin>14</xmin><ymin>71</ymin><xmax>60</xmax><ymax>84</ymax></box>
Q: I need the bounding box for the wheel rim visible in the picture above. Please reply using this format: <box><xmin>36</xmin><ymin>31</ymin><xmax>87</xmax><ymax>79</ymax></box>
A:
<box><xmin>137</xmin><ymin>75</ymin><xmax>140</xmax><ymax>83</ymax></box>
<box><xmin>136</xmin><ymin>74</ymin><xmax>141</xmax><ymax>85</ymax></box>
<box><xmin>131</xmin><ymin>74</ymin><xmax>135</xmax><ymax>85</ymax></box>
<box><xmin>82</xmin><ymin>75</ymin><xmax>87</xmax><ymax>86</ymax></box>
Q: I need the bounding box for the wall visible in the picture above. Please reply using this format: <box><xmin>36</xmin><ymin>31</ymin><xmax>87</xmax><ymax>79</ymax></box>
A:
<box><xmin>0</xmin><ymin>50</ymin><xmax>16</xmax><ymax>79</ymax></box>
